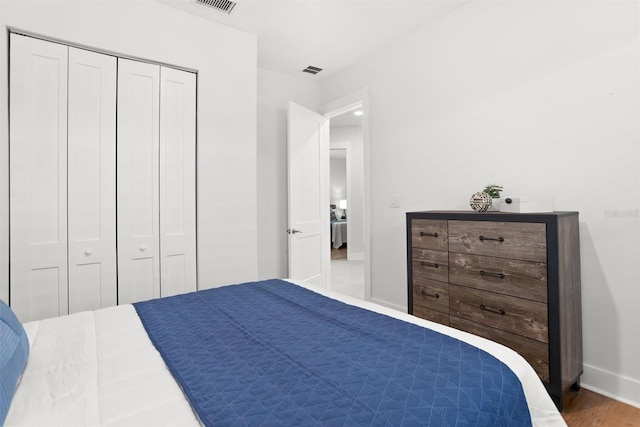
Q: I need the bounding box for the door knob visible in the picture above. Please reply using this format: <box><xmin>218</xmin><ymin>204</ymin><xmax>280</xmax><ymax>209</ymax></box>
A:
<box><xmin>84</xmin><ymin>249</ymin><xmax>93</xmax><ymax>256</ymax></box>
<box><xmin>287</xmin><ymin>229</ymin><xmax>302</xmax><ymax>234</ymax></box>
<box><xmin>140</xmin><ymin>244</ymin><xmax>147</xmax><ymax>252</ymax></box>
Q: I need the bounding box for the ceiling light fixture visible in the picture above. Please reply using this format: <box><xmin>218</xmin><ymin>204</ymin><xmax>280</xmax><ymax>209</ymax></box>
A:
<box><xmin>353</xmin><ymin>110</ymin><xmax>363</xmax><ymax>116</ymax></box>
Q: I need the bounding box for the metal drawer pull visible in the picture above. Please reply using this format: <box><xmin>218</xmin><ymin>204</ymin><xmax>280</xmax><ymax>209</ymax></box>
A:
<box><xmin>480</xmin><ymin>270</ymin><xmax>506</xmax><ymax>279</ymax></box>
<box><xmin>420</xmin><ymin>231</ymin><xmax>439</xmax><ymax>237</ymax></box>
<box><xmin>480</xmin><ymin>304</ymin><xmax>506</xmax><ymax>315</ymax></box>
<box><xmin>420</xmin><ymin>290</ymin><xmax>440</xmax><ymax>299</ymax></box>
<box><xmin>479</xmin><ymin>235</ymin><xmax>504</xmax><ymax>242</ymax></box>
<box><xmin>420</xmin><ymin>261</ymin><xmax>439</xmax><ymax>268</ymax></box>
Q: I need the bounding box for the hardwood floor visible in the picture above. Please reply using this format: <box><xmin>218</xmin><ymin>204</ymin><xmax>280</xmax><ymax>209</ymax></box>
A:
<box><xmin>562</xmin><ymin>388</ymin><xmax>640</xmax><ymax>426</ymax></box>
<box><xmin>331</xmin><ymin>245</ymin><xmax>347</xmax><ymax>260</ymax></box>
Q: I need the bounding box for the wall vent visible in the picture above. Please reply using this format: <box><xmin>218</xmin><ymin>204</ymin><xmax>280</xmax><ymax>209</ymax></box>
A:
<box><xmin>195</xmin><ymin>0</ymin><xmax>237</xmax><ymax>14</ymax></box>
<box><xmin>302</xmin><ymin>65</ymin><xmax>323</xmax><ymax>75</ymax></box>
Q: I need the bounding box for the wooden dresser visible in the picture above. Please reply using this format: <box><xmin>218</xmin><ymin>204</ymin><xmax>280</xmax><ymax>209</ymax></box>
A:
<box><xmin>406</xmin><ymin>210</ymin><xmax>582</xmax><ymax>410</ymax></box>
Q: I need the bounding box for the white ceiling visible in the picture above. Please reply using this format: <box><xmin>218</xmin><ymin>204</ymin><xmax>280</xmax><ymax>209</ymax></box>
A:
<box><xmin>155</xmin><ymin>0</ymin><xmax>473</xmax><ymax>80</ymax></box>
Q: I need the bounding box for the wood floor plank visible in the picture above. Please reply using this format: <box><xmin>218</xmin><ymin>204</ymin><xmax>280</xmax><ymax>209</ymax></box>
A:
<box><xmin>562</xmin><ymin>388</ymin><xmax>640</xmax><ymax>427</ymax></box>
<box><xmin>331</xmin><ymin>246</ymin><xmax>347</xmax><ymax>260</ymax></box>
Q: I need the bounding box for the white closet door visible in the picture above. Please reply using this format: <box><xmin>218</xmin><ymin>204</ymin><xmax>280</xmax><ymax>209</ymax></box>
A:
<box><xmin>117</xmin><ymin>59</ymin><xmax>161</xmax><ymax>304</ymax></box>
<box><xmin>9</xmin><ymin>34</ymin><xmax>69</xmax><ymax>322</ymax></box>
<box><xmin>67</xmin><ymin>47</ymin><xmax>117</xmax><ymax>313</ymax></box>
<box><xmin>160</xmin><ymin>67</ymin><xmax>197</xmax><ymax>297</ymax></box>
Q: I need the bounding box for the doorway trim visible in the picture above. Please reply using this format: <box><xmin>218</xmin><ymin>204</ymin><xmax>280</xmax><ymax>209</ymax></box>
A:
<box><xmin>322</xmin><ymin>88</ymin><xmax>371</xmax><ymax>301</ymax></box>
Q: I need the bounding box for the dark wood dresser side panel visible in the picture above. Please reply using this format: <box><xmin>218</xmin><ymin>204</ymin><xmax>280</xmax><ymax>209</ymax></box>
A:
<box><xmin>558</xmin><ymin>214</ymin><xmax>583</xmax><ymax>390</ymax></box>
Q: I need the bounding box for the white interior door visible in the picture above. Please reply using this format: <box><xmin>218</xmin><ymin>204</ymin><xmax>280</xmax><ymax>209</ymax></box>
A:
<box><xmin>287</xmin><ymin>102</ymin><xmax>330</xmax><ymax>287</ymax></box>
<box><xmin>9</xmin><ymin>34</ymin><xmax>69</xmax><ymax>322</ymax></box>
<box><xmin>117</xmin><ymin>59</ymin><xmax>161</xmax><ymax>304</ymax></box>
<box><xmin>67</xmin><ymin>47</ymin><xmax>117</xmax><ymax>313</ymax></box>
<box><xmin>159</xmin><ymin>67</ymin><xmax>197</xmax><ymax>297</ymax></box>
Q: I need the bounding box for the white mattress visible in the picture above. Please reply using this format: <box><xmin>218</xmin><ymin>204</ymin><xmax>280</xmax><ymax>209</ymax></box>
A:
<box><xmin>5</xmin><ymin>305</ymin><xmax>200</xmax><ymax>426</ymax></box>
<box><xmin>5</xmin><ymin>280</ymin><xmax>566</xmax><ymax>426</ymax></box>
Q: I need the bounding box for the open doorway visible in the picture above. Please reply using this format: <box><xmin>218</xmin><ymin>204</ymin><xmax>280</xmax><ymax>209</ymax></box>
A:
<box><xmin>328</xmin><ymin>108</ymin><xmax>365</xmax><ymax>299</ymax></box>
<box><xmin>330</xmin><ymin>148</ymin><xmax>347</xmax><ymax>260</ymax></box>
<box><xmin>286</xmin><ymin>91</ymin><xmax>369</xmax><ymax>297</ymax></box>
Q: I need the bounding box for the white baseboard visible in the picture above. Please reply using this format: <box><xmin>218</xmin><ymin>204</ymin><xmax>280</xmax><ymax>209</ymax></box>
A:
<box><xmin>581</xmin><ymin>363</ymin><xmax>640</xmax><ymax>409</ymax></box>
<box><xmin>369</xmin><ymin>297</ymin><xmax>405</xmax><ymax>313</ymax></box>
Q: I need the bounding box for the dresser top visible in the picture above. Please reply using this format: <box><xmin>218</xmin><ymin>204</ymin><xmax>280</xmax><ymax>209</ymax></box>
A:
<box><xmin>406</xmin><ymin>210</ymin><xmax>578</xmax><ymax>222</ymax></box>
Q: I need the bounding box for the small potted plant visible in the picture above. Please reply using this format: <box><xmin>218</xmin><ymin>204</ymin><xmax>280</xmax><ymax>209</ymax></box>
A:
<box><xmin>483</xmin><ymin>184</ymin><xmax>504</xmax><ymax>211</ymax></box>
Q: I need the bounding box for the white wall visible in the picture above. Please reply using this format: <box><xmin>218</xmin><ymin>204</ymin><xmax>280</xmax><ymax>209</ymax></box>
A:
<box><xmin>0</xmin><ymin>0</ymin><xmax>258</xmax><ymax>301</ymax></box>
<box><xmin>256</xmin><ymin>68</ymin><xmax>320</xmax><ymax>279</ymax></box>
<box><xmin>331</xmin><ymin>126</ymin><xmax>365</xmax><ymax>260</ymax></box>
<box><xmin>320</xmin><ymin>1</ymin><xmax>640</xmax><ymax>407</ymax></box>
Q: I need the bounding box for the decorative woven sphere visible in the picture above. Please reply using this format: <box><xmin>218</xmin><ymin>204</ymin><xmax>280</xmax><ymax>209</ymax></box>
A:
<box><xmin>470</xmin><ymin>192</ymin><xmax>492</xmax><ymax>212</ymax></box>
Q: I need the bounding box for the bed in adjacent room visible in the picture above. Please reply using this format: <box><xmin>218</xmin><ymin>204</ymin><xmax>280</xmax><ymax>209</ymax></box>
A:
<box><xmin>2</xmin><ymin>279</ymin><xmax>566</xmax><ymax>426</ymax></box>
<box><xmin>331</xmin><ymin>220</ymin><xmax>348</xmax><ymax>249</ymax></box>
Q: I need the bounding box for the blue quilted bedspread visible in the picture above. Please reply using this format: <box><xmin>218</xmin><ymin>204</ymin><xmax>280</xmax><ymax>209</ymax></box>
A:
<box><xmin>133</xmin><ymin>279</ymin><xmax>531</xmax><ymax>426</ymax></box>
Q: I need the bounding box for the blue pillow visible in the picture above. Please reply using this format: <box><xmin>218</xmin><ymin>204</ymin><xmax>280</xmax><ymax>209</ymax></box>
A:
<box><xmin>0</xmin><ymin>299</ymin><xmax>29</xmax><ymax>425</ymax></box>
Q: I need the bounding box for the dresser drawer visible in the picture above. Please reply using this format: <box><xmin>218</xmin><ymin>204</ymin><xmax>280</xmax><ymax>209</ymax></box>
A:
<box><xmin>450</xmin><ymin>316</ymin><xmax>550</xmax><ymax>382</ymax></box>
<box><xmin>449</xmin><ymin>253</ymin><xmax>547</xmax><ymax>303</ymax></box>
<box><xmin>449</xmin><ymin>284</ymin><xmax>548</xmax><ymax>343</ymax></box>
<box><xmin>411</xmin><ymin>219</ymin><xmax>448</xmax><ymax>251</ymax></box>
<box><xmin>412</xmin><ymin>304</ymin><xmax>450</xmax><ymax>326</ymax></box>
<box><xmin>411</xmin><ymin>249</ymin><xmax>448</xmax><ymax>283</ymax></box>
<box><xmin>413</xmin><ymin>279</ymin><xmax>449</xmax><ymax>315</ymax></box>
<box><xmin>448</xmin><ymin>220</ymin><xmax>547</xmax><ymax>262</ymax></box>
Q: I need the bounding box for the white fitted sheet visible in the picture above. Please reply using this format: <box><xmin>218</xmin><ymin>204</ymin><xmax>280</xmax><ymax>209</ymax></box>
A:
<box><xmin>5</xmin><ymin>305</ymin><xmax>200</xmax><ymax>426</ymax></box>
<box><xmin>5</xmin><ymin>280</ymin><xmax>566</xmax><ymax>426</ymax></box>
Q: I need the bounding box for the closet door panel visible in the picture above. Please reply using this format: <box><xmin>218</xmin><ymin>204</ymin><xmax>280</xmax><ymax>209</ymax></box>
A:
<box><xmin>9</xmin><ymin>34</ymin><xmax>69</xmax><ymax>322</ymax></box>
<box><xmin>117</xmin><ymin>59</ymin><xmax>161</xmax><ymax>304</ymax></box>
<box><xmin>160</xmin><ymin>67</ymin><xmax>197</xmax><ymax>297</ymax></box>
<box><xmin>67</xmin><ymin>47</ymin><xmax>117</xmax><ymax>313</ymax></box>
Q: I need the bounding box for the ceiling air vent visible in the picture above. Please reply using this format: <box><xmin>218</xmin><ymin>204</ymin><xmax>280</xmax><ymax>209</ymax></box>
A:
<box><xmin>302</xmin><ymin>66</ymin><xmax>323</xmax><ymax>75</ymax></box>
<box><xmin>195</xmin><ymin>0</ymin><xmax>237</xmax><ymax>14</ymax></box>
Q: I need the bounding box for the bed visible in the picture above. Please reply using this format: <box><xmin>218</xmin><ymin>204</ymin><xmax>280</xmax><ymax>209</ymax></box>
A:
<box><xmin>331</xmin><ymin>220</ymin><xmax>347</xmax><ymax>249</ymax></box>
<box><xmin>1</xmin><ymin>279</ymin><xmax>566</xmax><ymax>426</ymax></box>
